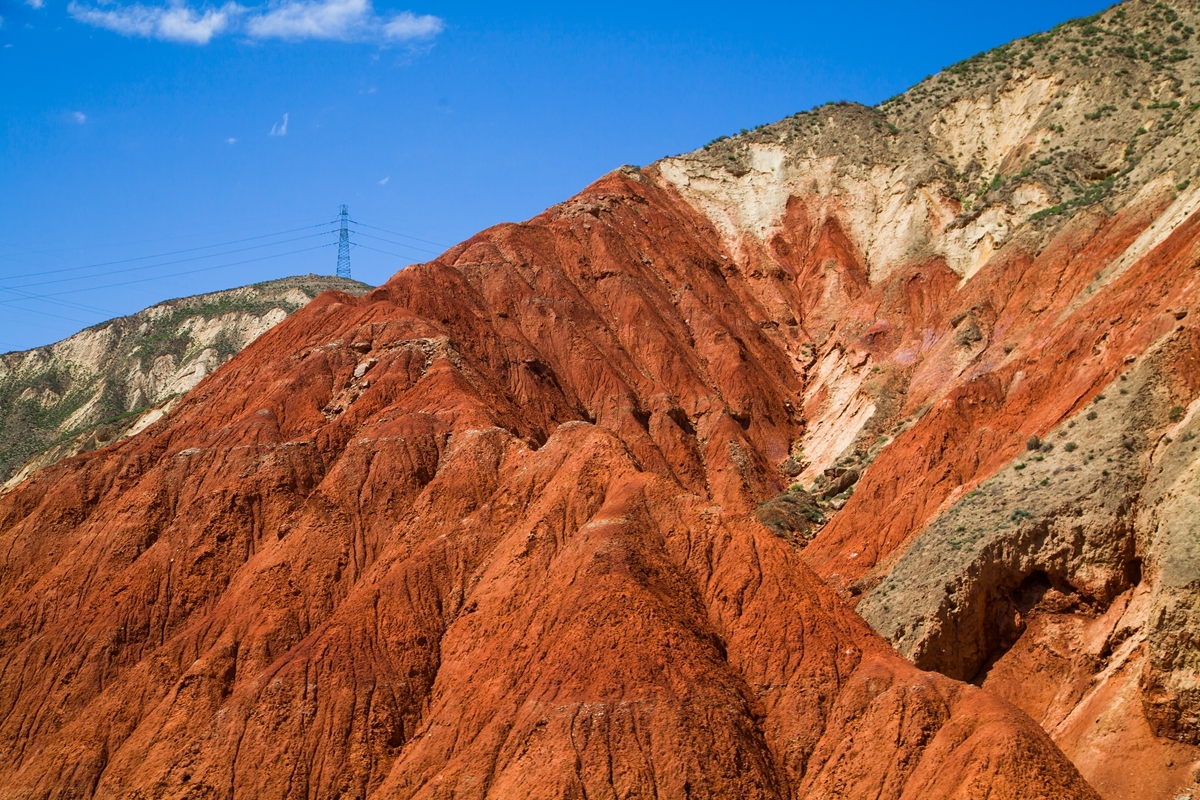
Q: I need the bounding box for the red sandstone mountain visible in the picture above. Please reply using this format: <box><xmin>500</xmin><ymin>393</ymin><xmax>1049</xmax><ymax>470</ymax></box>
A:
<box><xmin>4</xmin><ymin>2</ymin><xmax>1200</xmax><ymax>798</ymax></box>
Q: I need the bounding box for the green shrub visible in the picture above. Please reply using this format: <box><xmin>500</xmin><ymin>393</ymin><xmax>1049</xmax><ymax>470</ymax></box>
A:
<box><xmin>1084</xmin><ymin>104</ymin><xmax>1118</xmax><ymax>120</ymax></box>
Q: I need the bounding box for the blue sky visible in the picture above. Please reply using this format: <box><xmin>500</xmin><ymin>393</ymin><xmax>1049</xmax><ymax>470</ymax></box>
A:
<box><xmin>1</xmin><ymin>0</ymin><xmax>1112</xmax><ymax>352</ymax></box>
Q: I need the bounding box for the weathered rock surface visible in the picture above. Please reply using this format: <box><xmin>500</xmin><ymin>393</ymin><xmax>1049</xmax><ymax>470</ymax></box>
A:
<box><xmin>0</xmin><ymin>168</ymin><xmax>1097</xmax><ymax>797</ymax></box>
<box><xmin>652</xmin><ymin>3</ymin><xmax>1200</xmax><ymax>796</ymax></box>
<box><xmin>9</xmin><ymin>1</ymin><xmax>1200</xmax><ymax>797</ymax></box>
<box><xmin>670</xmin><ymin>3</ymin><xmax>1200</xmax><ymax>797</ymax></box>
<box><xmin>857</xmin><ymin>331</ymin><xmax>1200</xmax><ymax>798</ymax></box>
<box><xmin>0</xmin><ymin>275</ymin><xmax>370</xmax><ymax>490</ymax></box>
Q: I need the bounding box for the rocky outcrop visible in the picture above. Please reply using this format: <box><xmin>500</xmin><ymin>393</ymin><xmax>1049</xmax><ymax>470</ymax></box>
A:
<box><xmin>856</xmin><ymin>327</ymin><xmax>1200</xmax><ymax>799</ymax></box>
<box><xmin>0</xmin><ymin>275</ymin><xmax>370</xmax><ymax>490</ymax></box>
<box><xmin>7</xmin><ymin>1</ymin><xmax>1200</xmax><ymax>797</ymax></box>
<box><xmin>0</xmin><ymin>172</ymin><xmax>1098</xmax><ymax>798</ymax></box>
<box><xmin>649</xmin><ymin>3</ymin><xmax>1200</xmax><ymax>796</ymax></box>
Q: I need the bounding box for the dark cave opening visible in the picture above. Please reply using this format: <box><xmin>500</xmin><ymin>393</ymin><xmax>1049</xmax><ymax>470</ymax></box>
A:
<box><xmin>969</xmin><ymin>570</ymin><xmax>1056</xmax><ymax>685</ymax></box>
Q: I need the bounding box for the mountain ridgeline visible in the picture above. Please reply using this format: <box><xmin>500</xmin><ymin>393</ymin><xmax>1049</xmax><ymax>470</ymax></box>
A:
<box><xmin>0</xmin><ymin>275</ymin><xmax>370</xmax><ymax>490</ymax></box>
<box><xmin>2</xmin><ymin>2</ymin><xmax>1200</xmax><ymax>798</ymax></box>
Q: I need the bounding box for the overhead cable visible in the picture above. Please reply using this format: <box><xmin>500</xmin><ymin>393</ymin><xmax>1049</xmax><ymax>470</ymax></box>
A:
<box><xmin>351</xmin><ymin>243</ymin><xmax>419</xmax><ymax>260</ymax></box>
<box><xmin>350</xmin><ymin>231</ymin><xmax>442</xmax><ymax>256</ymax></box>
<box><xmin>0</xmin><ymin>243</ymin><xmax>336</xmax><ymax>305</ymax></box>
<box><xmin>0</xmin><ymin>232</ymin><xmax>334</xmax><ymax>292</ymax></box>
<box><xmin>349</xmin><ymin>221</ymin><xmax>450</xmax><ymax>249</ymax></box>
<box><xmin>0</xmin><ymin>223</ymin><xmax>336</xmax><ymax>282</ymax></box>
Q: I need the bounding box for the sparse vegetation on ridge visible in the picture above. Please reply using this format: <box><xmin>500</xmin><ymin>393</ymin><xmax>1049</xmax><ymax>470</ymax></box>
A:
<box><xmin>0</xmin><ymin>274</ymin><xmax>370</xmax><ymax>485</ymax></box>
<box><xmin>685</xmin><ymin>0</ymin><xmax>1200</xmax><ymax>237</ymax></box>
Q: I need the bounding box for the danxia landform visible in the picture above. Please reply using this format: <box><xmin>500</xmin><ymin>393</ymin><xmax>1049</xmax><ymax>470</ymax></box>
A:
<box><xmin>3</xmin><ymin>2</ymin><xmax>1200</xmax><ymax>798</ymax></box>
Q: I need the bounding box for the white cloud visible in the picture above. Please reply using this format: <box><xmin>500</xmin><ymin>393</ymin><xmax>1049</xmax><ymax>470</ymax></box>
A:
<box><xmin>68</xmin><ymin>1</ymin><xmax>242</xmax><ymax>44</ymax></box>
<box><xmin>381</xmin><ymin>10</ymin><xmax>440</xmax><ymax>41</ymax></box>
<box><xmin>246</xmin><ymin>0</ymin><xmax>364</xmax><ymax>40</ymax></box>
<box><xmin>269</xmin><ymin>112</ymin><xmax>288</xmax><ymax>136</ymax></box>
<box><xmin>226</xmin><ymin>137</ymin><xmax>237</xmax><ymax>144</ymax></box>
<box><xmin>70</xmin><ymin>0</ymin><xmax>443</xmax><ymax>44</ymax></box>
<box><xmin>378</xmin><ymin>176</ymin><xmax>389</xmax><ymax>185</ymax></box>
<box><xmin>73</xmin><ymin>111</ymin><xmax>87</xmax><ymax>123</ymax></box>
<box><xmin>26</xmin><ymin>0</ymin><xmax>45</xmax><ymax>8</ymax></box>
<box><xmin>245</xmin><ymin>0</ymin><xmax>441</xmax><ymax>42</ymax></box>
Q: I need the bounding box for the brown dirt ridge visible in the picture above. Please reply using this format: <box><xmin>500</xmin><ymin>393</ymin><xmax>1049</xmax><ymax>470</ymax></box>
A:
<box><xmin>8</xmin><ymin>0</ymin><xmax>1200</xmax><ymax>797</ymax></box>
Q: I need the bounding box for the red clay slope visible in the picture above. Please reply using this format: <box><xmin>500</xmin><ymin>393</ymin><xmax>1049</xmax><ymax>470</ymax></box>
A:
<box><xmin>800</xmin><ymin>180</ymin><xmax>1200</xmax><ymax>592</ymax></box>
<box><xmin>0</xmin><ymin>170</ymin><xmax>1095</xmax><ymax>798</ymax></box>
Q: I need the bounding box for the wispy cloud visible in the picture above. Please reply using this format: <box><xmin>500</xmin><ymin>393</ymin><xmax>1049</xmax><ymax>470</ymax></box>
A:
<box><xmin>73</xmin><ymin>111</ymin><xmax>87</xmax><ymax>123</ymax></box>
<box><xmin>378</xmin><ymin>176</ymin><xmax>389</xmax><ymax>185</ymax></box>
<box><xmin>26</xmin><ymin>0</ymin><xmax>44</xmax><ymax>9</ymax></box>
<box><xmin>380</xmin><ymin>9</ymin><xmax>439</xmax><ymax>40</ymax></box>
<box><xmin>269</xmin><ymin>113</ymin><xmax>288</xmax><ymax>136</ymax></box>
<box><xmin>246</xmin><ymin>0</ymin><xmax>441</xmax><ymax>42</ymax></box>
<box><xmin>68</xmin><ymin>0</ymin><xmax>442</xmax><ymax>44</ymax></box>
<box><xmin>68</xmin><ymin>1</ymin><xmax>241</xmax><ymax>44</ymax></box>
<box><xmin>226</xmin><ymin>137</ymin><xmax>237</xmax><ymax>144</ymax></box>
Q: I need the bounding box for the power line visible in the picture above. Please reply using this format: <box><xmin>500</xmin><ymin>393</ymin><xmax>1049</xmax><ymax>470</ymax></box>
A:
<box><xmin>0</xmin><ymin>243</ymin><xmax>336</xmax><ymax>305</ymax></box>
<box><xmin>0</xmin><ymin>212</ymin><xmax>446</xmax><ymax>338</ymax></box>
<box><xmin>349</xmin><ymin>220</ymin><xmax>451</xmax><ymax>249</ymax></box>
<box><xmin>351</xmin><ymin>231</ymin><xmax>442</xmax><ymax>256</ymax></box>
<box><xmin>352</xmin><ymin>242</ymin><xmax>420</xmax><ymax>260</ymax></box>
<box><xmin>0</xmin><ymin>285</ymin><xmax>116</xmax><ymax>317</ymax></box>
<box><xmin>0</xmin><ymin>278</ymin><xmax>121</xmax><ymax>319</ymax></box>
<box><xmin>0</xmin><ymin>302</ymin><xmax>94</xmax><ymax>326</ymax></box>
<box><xmin>0</xmin><ymin>223</ymin><xmax>336</xmax><ymax>282</ymax></box>
<box><xmin>0</xmin><ymin>231</ymin><xmax>334</xmax><ymax>292</ymax></box>
<box><xmin>0</xmin><ymin>208</ymin><xmax>340</xmax><ymax>256</ymax></box>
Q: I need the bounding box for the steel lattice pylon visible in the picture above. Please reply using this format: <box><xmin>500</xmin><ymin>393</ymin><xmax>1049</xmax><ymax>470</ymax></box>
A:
<box><xmin>336</xmin><ymin>204</ymin><xmax>351</xmax><ymax>279</ymax></box>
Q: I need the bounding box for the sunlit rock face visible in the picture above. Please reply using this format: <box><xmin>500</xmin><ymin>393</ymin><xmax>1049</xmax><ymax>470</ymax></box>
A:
<box><xmin>6</xmin><ymin>2</ymin><xmax>1200</xmax><ymax>797</ymax></box>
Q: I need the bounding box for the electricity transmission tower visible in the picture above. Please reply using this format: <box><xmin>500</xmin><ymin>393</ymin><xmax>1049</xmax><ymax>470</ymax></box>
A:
<box><xmin>336</xmin><ymin>205</ymin><xmax>351</xmax><ymax>279</ymax></box>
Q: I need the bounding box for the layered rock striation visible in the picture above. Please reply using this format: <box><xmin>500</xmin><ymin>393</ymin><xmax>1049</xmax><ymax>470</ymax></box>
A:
<box><xmin>5</xmin><ymin>1</ymin><xmax>1200</xmax><ymax>797</ymax></box>
<box><xmin>0</xmin><ymin>176</ymin><xmax>1095</xmax><ymax>798</ymax></box>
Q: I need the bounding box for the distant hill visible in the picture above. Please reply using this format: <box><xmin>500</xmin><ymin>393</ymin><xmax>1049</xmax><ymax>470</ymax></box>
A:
<box><xmin>0</xmin><ymin>274</ymin><xmax>370</xmax><ymax>489</ymax></box>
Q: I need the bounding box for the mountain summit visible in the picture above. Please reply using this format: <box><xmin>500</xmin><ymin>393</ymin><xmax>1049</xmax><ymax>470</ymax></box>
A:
<box><xmin>3</xmin><ymin>2</ymin><xmax>1200</xmax><ymax>797</ymax></box>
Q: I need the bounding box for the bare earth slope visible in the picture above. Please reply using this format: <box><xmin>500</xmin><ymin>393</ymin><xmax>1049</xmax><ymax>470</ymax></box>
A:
<box><xmin>0</xmin><ymin>175</ymin><xmax>1096</xmax><ymax>797</ymax></box>
<box><xmin>646</xmin><ymin>1</ymin><xmax>1200</xmax><ymax>796</ymax></box>
<box><xmin>0</xmin><ymin>275</ymin><xmax>370</xmax><ymax>491</ymax></box>
<box><xmin>5</xmin><ymin>0</ymin><xmax>1200</xmax><ymax>797</ymax></box>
